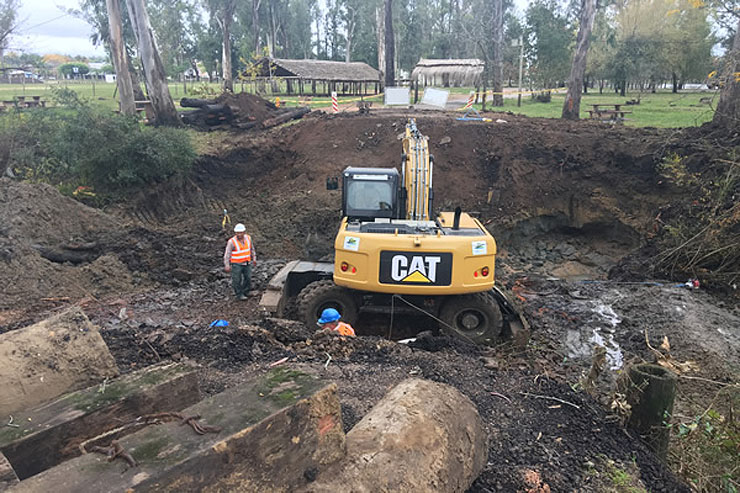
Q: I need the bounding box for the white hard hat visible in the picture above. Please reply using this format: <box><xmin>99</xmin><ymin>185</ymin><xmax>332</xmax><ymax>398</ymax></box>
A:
<box><xmin>234</xmin><ymin>223</ymin><xmax>246</xmax><ymax>233</ymax></box>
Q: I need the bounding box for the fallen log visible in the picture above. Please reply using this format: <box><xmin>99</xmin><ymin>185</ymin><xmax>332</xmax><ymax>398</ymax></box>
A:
<box><xmin>179</xmin><ymin>97</ymin><xmax>217</xmax><ymax>108</ymax></box>
<box><xmin>0</xmin><ymin>362</ymin><xmax>200</xmax><ymax>480</ymax></box>
<box><xmin>262</xmin><ymin>106</ymin><xmax>310</xmax><ymax>129</ymax></box>
<box><xmin>0</xmin><ymin>307</ymin><xmax>119</xmax><ymax>418</ymax></box>
<box><xmin>301</xmin><ymin>378</ymin><xmax>488</xmax><ymax>493</ymax></box>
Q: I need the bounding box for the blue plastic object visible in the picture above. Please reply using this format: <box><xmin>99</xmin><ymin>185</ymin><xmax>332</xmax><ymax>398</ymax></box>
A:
<box><xmin>318</xmin><ymin>308</ymin><xmax>341</xmax><ymax>324</ymax></box>
<box><xmin>209</xmin><ymin>319</ymin><xmax>229</xmax><ymax>328</ymax></box>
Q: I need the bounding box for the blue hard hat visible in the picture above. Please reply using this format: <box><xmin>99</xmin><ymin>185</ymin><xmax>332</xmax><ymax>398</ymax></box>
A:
<box><xmin>318</xmin><ymin>308</ymin><xmax>341</xmax><ymax>324</ymax></box>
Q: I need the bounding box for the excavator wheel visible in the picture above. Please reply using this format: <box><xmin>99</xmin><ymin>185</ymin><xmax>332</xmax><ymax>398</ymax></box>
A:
<box><xmin>439</xmin><ymin>292</ymin><xmax>504</xmax><ymax>345</ymax></box>
<box><xmin>297</xmin><ymin>280</ymin><xmax>359</xmax><ymax>329</ymax></box>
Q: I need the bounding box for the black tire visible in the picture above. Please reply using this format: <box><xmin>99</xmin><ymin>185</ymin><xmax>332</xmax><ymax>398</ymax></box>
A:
<box><xmin>296</xmin><ymin>280</ymin><xmax>359</xmax><ymax>329</ymax></box>
<box><xmin>439</xmin><ymin>293</ymin><xmax>503</xmax><ymax>345</ymax></box>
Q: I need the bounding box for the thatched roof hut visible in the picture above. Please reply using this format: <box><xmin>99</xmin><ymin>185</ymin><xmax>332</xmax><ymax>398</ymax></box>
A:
<box><xmin>250</xmin><ymin>58</ymin><xmax>380</xmax><ymax>96</ymax></box>
<box><xmin>411</xmin><ymin>59</ymin><xmax>484</xmax><ymax>87</ymax></box>
<box><xmin>254</xmin><ymin>58</ymin><xmax>379</xmax><ymax>82</ymax></box>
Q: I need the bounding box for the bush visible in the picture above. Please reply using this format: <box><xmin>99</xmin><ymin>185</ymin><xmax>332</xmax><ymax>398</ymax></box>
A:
<box><xmin>0</xmin><ymin>91</ymin><xmax>195</xmax><ymax>194</ymax></box>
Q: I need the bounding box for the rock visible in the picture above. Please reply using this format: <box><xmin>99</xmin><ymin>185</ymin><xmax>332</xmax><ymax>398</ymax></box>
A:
<box><xmin>439</xmin><ymin>136</ymin><xmax>452</xmax><ymax>146</ymax></box>
<box><xmin>302</xmin><ymin>378</ymin><xmax>488</xmax><ymax>493</ymax></box>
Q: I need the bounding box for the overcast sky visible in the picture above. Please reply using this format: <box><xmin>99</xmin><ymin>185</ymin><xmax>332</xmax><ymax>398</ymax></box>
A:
<box><xmin>9</xmin><ymin>0</ymin><xmax>531</xmax><ymax>59</ymax></box>
<box><xmin>8</xmin><ymin>0</ymin><xmax>105</xmax><ymax>57</ymax></box>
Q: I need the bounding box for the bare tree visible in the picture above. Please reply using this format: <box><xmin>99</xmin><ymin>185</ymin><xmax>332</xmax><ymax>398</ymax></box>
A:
<box><xmin>253</xmin><ymin>0</ymin><xmax>261</xmax><ymax>54</ymax></box>
<box><xmin>384</xmin><ymin>0</ymin><xmax>394</xmax><ymax>87</ymax></box>
<box><xmin>491</xmin><ymin>0</ymin><xmax>504</xmax><ymax>106</ymax></box>
<box><xmin>214</xmin><ymin>0</ymin><xmax>236</xmax><ymax>91</ymax></box>
<box><xmin>376</xmin><ymin>5</ymin><xmax>385</xmax><ymax>82</ymax></box>
<box><xmin>713</xmin><ymin>17</ymin><xmax>740</xmax><ymax>129</ymax></box>
<box><xmin>125</xmin><ymin>0</ymin><xmax>180</xmax><ymax>126</ymax></box>
<box><xmin>345</xmin><ymin>4</ymin><xmax>356</xmax><ymax>63</ymax></box>
<box><xmin>562</xmin><ymin>0</ymin><xmax>597</xmax><ymax>120</ymax></box>
<box><xmin>0</xmin><ymin>0</ymin><xmax>20</xmax><ymax>61</ymax></box>
<box><xmin>106</xmin><ymin>0</ymin><xmax>135</xmax><ymax>115</ymax></box>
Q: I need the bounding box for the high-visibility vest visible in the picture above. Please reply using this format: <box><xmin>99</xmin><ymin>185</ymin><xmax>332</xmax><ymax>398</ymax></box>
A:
<box><xmin>333</xmin><ymin>321</ymin><xmax>356</xmax><ymax>337</ymax></box>
<box><xmin>229</xmin><ymin>235</ymin><xmax>252</xmax><ymax>263</ymax></box>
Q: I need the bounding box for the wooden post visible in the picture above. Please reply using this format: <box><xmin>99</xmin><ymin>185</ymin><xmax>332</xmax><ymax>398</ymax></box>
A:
<box><xmin>626</xmin><ymin>364</ymin><xmax>677</xmax><ymax>459</ymax></box>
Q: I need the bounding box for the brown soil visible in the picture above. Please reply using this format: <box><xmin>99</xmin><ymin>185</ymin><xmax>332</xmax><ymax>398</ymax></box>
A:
<box><xmin>1</xmin><ymin>109</ymin><xmax>738</xmax><ymax>491</ymax></box>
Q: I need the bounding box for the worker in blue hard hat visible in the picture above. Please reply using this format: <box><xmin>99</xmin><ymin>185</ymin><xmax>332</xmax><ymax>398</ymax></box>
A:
<box><xmin>317</xmin><ymin>308</ymin><xmax>356</xmax><ymax>337</ymax></box>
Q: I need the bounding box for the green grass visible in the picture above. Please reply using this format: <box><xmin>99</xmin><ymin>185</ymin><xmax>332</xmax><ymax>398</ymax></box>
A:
<box><xmin>468</xmin><ymin>90</ymin><xmax>716</xmax><ymax>128</ymax></box>
<box><xmin>0</xmin><ymin>82</ymin><xmax>716</xmax><ymax>128</ymax></box>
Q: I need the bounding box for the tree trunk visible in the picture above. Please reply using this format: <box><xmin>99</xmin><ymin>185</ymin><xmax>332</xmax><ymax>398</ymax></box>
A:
<box><xmin>491</xmin><ymin>0</ymin><xmax>504</xmax><ymax>106</ymax></box>
<box><xmin>713</xmin><ymin>17</ymin><xmax>740</xmax><ymax>130</ymax></box>
<box><xmin>671</xmin><ymin>72</ymin><xmax>678</xmax><ymax>94</ymax></box>
<box><xmin>126</xmin><ymin>52</ymin><xmax>147</xmax><ymax>101</ymax></box>
<box><xmin>345</xmin><ymin>9</ymin><xmax>355</xmax><ymax>63</ymax></box>
<box><xmin>124</xmin><ymin>0</ymin><xmax>180</xmax><ymax>126</ymax></box>
<box><xmin>106</xmin><ymin>0</ymin><xmax>135</xmax><ymax>116</ymax></box>
<box><xmin>384</xmin><ymin>0</ymin><xmax>395</xmax><ymax>88</ymax></box>
<box><xmin>562</xmin><ymin>0</ymin><xmax>596</xmax><ymax>120</ymax></box>
<box><xmin>620</xmin><ymin>79</ymin><xmax>626</xmax><ymax>97</ymax></box>
<box><xmin>220</xmin><ymin>3</ymin><xmax>235</xmax><ymax>92</ymax></box>
<box><xmin>376</xmin><ymin>6</ymin><xmax>385</xmax><ymax>81</ymax></box>
<box><xmin>253</xmin><ymin>0</ymin><xmax>261</xmax><ymax>54</ymax></box>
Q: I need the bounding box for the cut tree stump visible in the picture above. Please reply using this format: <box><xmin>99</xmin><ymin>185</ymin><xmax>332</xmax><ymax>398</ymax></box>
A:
<box><xmin>0</xmin><ymin>307</ymin><xmax>119</xmax><ymax>418</ymax></box>
<box><xmin>11</xmin><ymin>368</ymin><xmax>344</xmax><ymax>493</ymax></box>
<box><xmin>301</xmin><ymin>378</ymin><xmax>488</xmax><ymax>493</ymax></box>
<box><xmin>0</xmin><ymin>362</ymin><xmax>200</xmax><ymax>480</ymax></box>
<box><xmin>626</xmin><ymin>363</ymin><xmax>677</xmax><ymax>459</ymax></box>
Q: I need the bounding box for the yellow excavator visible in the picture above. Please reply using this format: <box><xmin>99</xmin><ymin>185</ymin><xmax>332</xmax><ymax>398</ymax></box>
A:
<box><xmin>260</xmin><ymin>119</ymin><xmax>526</xmax><ymax>344</ymax></box>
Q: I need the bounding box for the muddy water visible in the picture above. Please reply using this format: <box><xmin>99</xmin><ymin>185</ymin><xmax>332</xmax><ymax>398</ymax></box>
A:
<box><xmin>563</xmin><ymin>297</ymin><xmax>625</xmax><ymax>370</ymax></box>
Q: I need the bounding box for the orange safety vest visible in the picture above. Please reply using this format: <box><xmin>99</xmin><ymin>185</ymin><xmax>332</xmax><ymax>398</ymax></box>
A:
<box><xmin>333</xmin><ymin>321</ymin><xmax>356</xmax><ymax>337</ymax></box>
<box><xmin>229</xmin><ymin>235</ymin><xmax>252</xmax><ymax>264</ymax></box>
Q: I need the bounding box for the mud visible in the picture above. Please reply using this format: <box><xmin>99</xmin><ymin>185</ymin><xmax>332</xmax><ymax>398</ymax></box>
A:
<box><xmin>1</xmin><ymin>110</ymin><xmax>738</xmax><ymax>491</ymax></box>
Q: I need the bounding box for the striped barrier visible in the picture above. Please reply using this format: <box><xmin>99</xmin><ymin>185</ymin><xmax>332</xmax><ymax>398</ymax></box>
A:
<box><xmin>331</xmin><ymin>92</ymin><xmax>338</xmax><ymax>113</ymax></box>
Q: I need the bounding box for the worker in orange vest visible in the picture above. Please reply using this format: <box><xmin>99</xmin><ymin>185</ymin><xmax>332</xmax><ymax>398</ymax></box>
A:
<box><xmin>223</xmin><ymin>223</ymin><xmax>256</xmax><ymax>300</ymax></box>
<box><xmin>317</xmin><ymin>308</ymin><xmax>355</xmax><ymax>337</ymax></box>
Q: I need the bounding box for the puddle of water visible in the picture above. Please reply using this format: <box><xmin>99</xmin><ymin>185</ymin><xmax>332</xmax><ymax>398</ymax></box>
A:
<box><xmin>565</xmin><ymin>301</ymin><xmax>624</xmax><ymax>370</ymax></box>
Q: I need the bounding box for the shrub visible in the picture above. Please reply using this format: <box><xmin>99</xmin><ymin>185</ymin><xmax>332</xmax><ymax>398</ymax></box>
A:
<box><xmin>0</xmin><ymin>91</ymin><xmax>195</xmax><ymax>194</ymax></box>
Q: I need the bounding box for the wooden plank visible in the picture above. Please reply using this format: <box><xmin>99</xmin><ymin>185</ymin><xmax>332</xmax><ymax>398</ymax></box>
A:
<box><xmin>0</xmin><ymin>363</ymin><xmax>200</xmax><ymax>480</ymax></box>
<box><xmin>0</xmin><ymin>452</ymin><xmax>19</xmax><ymax>491</ymax></box>
<box><xmin>13</xmin><ymin>368</ymin><xmax>345</xmax><ymax>493</ymax></box>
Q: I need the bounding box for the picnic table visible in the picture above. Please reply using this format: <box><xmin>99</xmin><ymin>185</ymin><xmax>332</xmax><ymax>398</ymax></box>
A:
<box><xmin>588</xmin><ymin>103</ymin><xmax>632</xmax><ymax>122</ymax></box>
<box><xmin>0</xmin><ymin>97</ymin><xmax>47</xmax><ymax>110</ymax></box>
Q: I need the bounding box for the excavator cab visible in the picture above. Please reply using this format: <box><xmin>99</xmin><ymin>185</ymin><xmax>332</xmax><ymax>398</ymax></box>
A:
<box><xmin>342</xmin><ymin>167</ymin><xmax>399</xmax><ymax>220</ymax></box>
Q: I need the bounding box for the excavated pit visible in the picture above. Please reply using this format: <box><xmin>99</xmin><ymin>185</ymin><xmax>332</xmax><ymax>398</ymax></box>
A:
<box><xmin>1</xmin><ymin>112</ymin><xmax>738</xmax><ymax>492</ymax></box>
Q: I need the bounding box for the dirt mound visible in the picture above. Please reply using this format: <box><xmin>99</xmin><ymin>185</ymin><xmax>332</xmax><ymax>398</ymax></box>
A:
<box><xmin>0</xmin><ymin>179</ymin><xmax>146</xmax><ymax>325</ymax></box>
<box><xmin>217</xmin><ymin>92</ymin><xmax>281</xmax><ymax>124</ymax></box>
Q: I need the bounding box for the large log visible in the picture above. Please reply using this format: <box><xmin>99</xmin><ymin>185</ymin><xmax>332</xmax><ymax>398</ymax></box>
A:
<box><xmin>0</xmin><ymin>362</ymin><xmax>200</xmax><ymax>480</ymax></box>
<box><xmin>0</xmin><ymin>308</ymin><xmax>119</xmax><ymax>418</ymax></box>
<box><xmin>12</xmin><ymin>368</ymin><xmax>345</xmax><ymax>492</ymax></box>
<box><xmin>302</xmin><ymin>378</ymin><xmax>488</xmax><ymax>493</ymax></box>
<box><xmin>262</xmin><ymin>106</ymin><xmax>310</xmax><ymax>129</ymax></box>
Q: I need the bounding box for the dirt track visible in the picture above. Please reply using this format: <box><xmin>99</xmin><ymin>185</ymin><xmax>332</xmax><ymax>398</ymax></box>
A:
<box><xmin>1</xmin><ymin>110</ymin><xmax>738</xmax><ymax>491</ymax></box>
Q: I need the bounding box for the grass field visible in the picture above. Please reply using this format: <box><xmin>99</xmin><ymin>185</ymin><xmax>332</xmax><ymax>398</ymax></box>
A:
<box><xmin>0</xmin><ymin>81</ymin><xmax>717</xmax><ymax>128</ymax></box>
